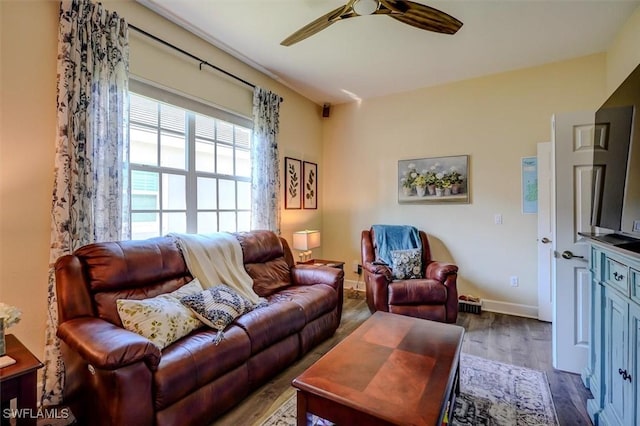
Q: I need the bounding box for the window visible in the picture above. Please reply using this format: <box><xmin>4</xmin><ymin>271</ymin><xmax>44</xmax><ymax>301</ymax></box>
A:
<box><xmin>128</xmin><ymin>84</ymin><xmax>252</xmax><ymax>240</ymax></box>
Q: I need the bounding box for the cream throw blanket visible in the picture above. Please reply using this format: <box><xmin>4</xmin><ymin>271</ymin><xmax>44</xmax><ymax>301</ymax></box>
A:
<box><xmin>170</xmin><ymin>232</ymin><xmax>262</xmax><ymax>305</ymax></box>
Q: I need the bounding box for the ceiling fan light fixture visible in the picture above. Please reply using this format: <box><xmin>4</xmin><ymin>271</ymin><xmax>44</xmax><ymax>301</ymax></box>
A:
<box><xmin>281</xmin><ymin>0</ymin><xmax>462</xmax><ymax>46</ymax></box>
<box><xmin>353</xmin><ymin>0</ymin><xmax>379</xmax><ymax>16</ymax></box>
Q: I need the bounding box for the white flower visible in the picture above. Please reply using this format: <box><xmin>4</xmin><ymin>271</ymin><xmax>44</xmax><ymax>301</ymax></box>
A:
<box><xmin>402</xmin><ymin>171</ymin><xmax>408</xmax><ymax>177</ymax></box>
<box><xmin>450</xmin><ymin>166</ymin><xmax>457</xmax><ymax>172</ymax></box>
<box><xmin>410</xmin><ymin>172</ymin><xmax>417</xmax><ymax>178</ymax></box>
<box><xmin>0</xmin><ymin>302</ymin><xmax>21</xmax><ymax>328</ymax></box>
<box><xmin>408</xmin><ymin>163</ymin><xmax>416</xmax><ymax>169</ymax></box>
<box><xmin>430</xmin><ymin>165</ymin><xmax>437</xmax><ymax>171</ymax></box>
<box><xmin>421</xmin><ymin>169</ymin><xmax>428</xmax><ymax>174</ymax></box>
<box><xmin>400</xmin><ymin>177</ymin><xmax>406</xmax><ymax>183</ymax></box>
<box><xmin>436</xmin><ymin>172</ymin><xmax>444</xmax><ymax>179</ymax></box>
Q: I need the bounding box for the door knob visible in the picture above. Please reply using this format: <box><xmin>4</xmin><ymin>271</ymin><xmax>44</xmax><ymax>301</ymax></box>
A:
<box><xmin>541</xmin><ymin>237</ymin><xmax>552</xmax><ymax>244</ymax></box>
<box><xmin>561</xmin><ymin>250</ymin><xmax>584</xmax><ymax>260</ymax></box>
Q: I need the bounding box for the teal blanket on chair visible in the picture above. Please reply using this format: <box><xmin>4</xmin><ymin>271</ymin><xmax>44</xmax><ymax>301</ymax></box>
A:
<box><xmin>371</xmin><ymin>224</ymin><xmax>421</xmax><ymax>267</ymax></box>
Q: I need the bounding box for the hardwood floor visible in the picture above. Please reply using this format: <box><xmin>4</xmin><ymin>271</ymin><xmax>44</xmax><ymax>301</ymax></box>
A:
<box><xmin>215</xmin><ymin>296</ymin><xmax>593</xmax><ymax>425</ymax></box>
<box><xmin>456</xmin><ymin>309</ymin><xmax>593</xmax><ymax>425</ymax></box>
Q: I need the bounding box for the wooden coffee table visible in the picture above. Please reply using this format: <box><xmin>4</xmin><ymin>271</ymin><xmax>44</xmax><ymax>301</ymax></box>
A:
<box><xmin>292</xmin><ymin>311</ymin><xmax>464</xmax><ymax>426</ymax></box>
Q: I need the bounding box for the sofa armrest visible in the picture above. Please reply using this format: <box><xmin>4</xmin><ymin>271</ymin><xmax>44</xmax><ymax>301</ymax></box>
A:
<box><xmin>291</xmin><ymin>265</ymin><xmax>344</xmax><ymax>291</ymax></box>
<box><xmin>57</xmin><ymin>317</ymin><xmax>161</xmax><ymax>371</ymax></box>
<box><xmin>425</xmin><ymin>261</ymin><xmax>458</xmax><ymax>283</ymax></box>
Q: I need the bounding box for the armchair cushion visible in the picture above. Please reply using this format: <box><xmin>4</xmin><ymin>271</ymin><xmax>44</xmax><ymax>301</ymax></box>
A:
<box><xmin>388</xmin><ymin>279</ymin><xmax>448</xmax><ymax>305</ymax></box>
<box><xmin>390</xmin><ymin>248</ymin><xmax>423</xmax><ymax>279</ymax></box>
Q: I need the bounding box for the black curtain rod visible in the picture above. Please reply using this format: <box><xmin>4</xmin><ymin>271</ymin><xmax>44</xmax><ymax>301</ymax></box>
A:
<box><xmin>129</xmin><ymin>24</ymin><xmax>258</xmax><ymax>91</ymax></box>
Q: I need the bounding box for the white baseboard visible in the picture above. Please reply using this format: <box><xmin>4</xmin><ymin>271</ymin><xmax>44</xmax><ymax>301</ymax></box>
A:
<box><xmin>474</xmin><ymin>299</ymin><xmax>539</xmax><ymax>319</ymax></box>
<box><xmin>344</xmin><ymin>279</ymin><xmax>363</xmax><ymax>291</ymax></box>
<box><xmin>344</xmin><ymin>279</ymin><xmax>540</xmax><ymax>320</ymax></box>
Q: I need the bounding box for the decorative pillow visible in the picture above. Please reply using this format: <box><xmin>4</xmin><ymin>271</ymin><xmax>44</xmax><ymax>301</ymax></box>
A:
<box><xmin>390</xmin><ymin>248</ymin><xmax>423</xmax><ymax>280</ymax></box>
<box><xmin>180</xmin><ymin>284</ymin><xmax>254</xmax><ymax>344</ymax></box>
<box><xmin>168</xmin><ymin>278</ymin><xmax>205</xmax><ymax>299</ymax></box>
<box><xmin>116</xmin><ymin>279</ymin><xmax>205</xmax><ymax>349</ymax></box>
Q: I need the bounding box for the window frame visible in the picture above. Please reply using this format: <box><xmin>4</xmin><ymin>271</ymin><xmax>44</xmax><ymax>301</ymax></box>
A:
<box><xmin>128</xmin><ymin>79</ymin><xmax>253</xmax><ymax>239</ymax></box>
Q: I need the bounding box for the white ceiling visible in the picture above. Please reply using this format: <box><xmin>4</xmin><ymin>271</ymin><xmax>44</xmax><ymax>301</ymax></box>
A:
<box><xmin>138</xmin><ymin>0</ymin><xmax>639</xmax><ymax>105</ymax></box>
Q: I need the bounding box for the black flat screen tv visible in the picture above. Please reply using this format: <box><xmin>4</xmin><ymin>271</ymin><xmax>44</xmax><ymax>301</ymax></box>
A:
<box><xmin>591</xmin><ymin>62</ymin><xmax>640</xmax><ymax>238</ymax></box>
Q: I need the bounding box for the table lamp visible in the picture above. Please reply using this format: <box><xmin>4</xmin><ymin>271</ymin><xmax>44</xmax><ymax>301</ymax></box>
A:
<box><xmin>292</xmin><ymin>230</ymin><xmax>321</xmax><ymax>261</ymax></box>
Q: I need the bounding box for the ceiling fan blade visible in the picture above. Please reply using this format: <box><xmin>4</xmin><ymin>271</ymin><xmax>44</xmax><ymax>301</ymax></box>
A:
<box><xmin>380</xmin><ymin>0</ymin><xmax>462</xmax><ymax>35</ymax></box>
<box><xmin>280</xmin><ymin>4</ymin><xmax>357</xmax><ymax>46</ymax></box>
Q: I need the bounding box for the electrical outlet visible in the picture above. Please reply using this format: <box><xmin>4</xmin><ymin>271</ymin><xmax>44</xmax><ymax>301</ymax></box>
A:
<box><xmin>510</xmin><ymin>276</ymin><xmax>519</xmax><ymax>287</ymax></box>
<box><xmin>357</xmin><ymin>264</ymin><xmax>362</xmax><ymax>275</ymax></box>
<box><xmin>633</xmin><ymin>220</ymin><xmax>640</xmax><ymax>232</ymax></box>
<box><xmin>494</xmin><ymin>214</ymin><xmax>503</xmax><ymax>225</ymax></box>
<box><xmin>352</xmin><ymin>260</ymin><xmax>360</xmax><ymax>273</ymax></box>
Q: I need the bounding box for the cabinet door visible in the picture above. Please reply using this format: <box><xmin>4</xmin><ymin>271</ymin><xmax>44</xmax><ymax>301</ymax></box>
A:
<box><xmin>603</xmin><ymin>288</ymin><xmax>629</xmax><ymax>425</ymax></box>
<box><xmin>630</xmin><ymin>302</ymin><xmax>640</xmax><ymax>426</ymax></box>
<box><xmin>591</xmin><ymin>281</ymin><xmax>605</xmax><ymax>399</ymax></box>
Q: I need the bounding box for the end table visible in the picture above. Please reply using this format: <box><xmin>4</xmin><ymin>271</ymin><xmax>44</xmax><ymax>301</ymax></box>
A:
<box><xmin>297</xmin><ymin>259</ymin><xmax>345</xmax><ymax>270</ymax></box>
<box><xmin>1</xmin><ymin>334</ymin><xmax>44</xmax><ymax>426</ymax></box>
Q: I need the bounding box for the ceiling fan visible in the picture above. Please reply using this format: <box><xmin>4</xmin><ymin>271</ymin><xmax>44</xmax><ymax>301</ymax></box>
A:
<box><xmin>281</xmin><ymin>0</ymin><xmax>463</xmax><ymax>46</ymax></box>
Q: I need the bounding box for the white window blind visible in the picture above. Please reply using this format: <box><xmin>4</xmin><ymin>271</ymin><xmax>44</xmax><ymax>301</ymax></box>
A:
<box><xmin>128</xmin><ymin>80</ymin><xmax>253</xmax><ymax>239</ymax></box>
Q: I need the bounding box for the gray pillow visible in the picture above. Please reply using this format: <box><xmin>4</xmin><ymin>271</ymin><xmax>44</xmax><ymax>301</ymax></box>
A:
<box><xmin>390</xmin><ymin>248</ymin><xmax>423</xmax><ymax>280</ymax></box>
<box><xmin>180</xmin><ymin>284</ymin><xmax>254</xmax><ymax>344</ymax></box>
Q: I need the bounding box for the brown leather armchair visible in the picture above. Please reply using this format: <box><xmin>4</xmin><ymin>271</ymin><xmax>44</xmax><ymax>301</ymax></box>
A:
<box><xmin>361</xmin><ymin>227</ymin><xmax>459</xmax><ymax>323</ymax></box>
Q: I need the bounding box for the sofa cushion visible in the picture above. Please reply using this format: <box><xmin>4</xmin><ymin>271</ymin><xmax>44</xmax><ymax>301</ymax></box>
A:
<box><xmin>390</xmin><ymin>248</ymin><xmax>423</xmax><ymax>280</ymax></box>
<box><xmin>235</xmin><ymin>230</ymin><xmax>294</xmax><ymax>297</ymax></box>
<box><xmin>243</xmin><ymin>259</ymin><xmax>292</xmax><ymax>297</ymax></box>
<box><xmin>153</xmin><ymin>326</ymin><xmax>251</xmax><ymax>410</ymax></box>
<box><xmin>180</xmin><ymin>285</ymin><xmax>255</xmax><ymax>344</ymax></box>
<box><xmin>233</xmin><ymin>300</ymin><xmax>306</xmax><ymax>354</ymax></box>
<box><xmin>269</xmin><ymin>284</ymin><xmax>338</xmax><ymax>323</ymax></box>
<box><xmin>116</xmin><ymin>279</ymin><xmax>204</xmax><ymax>349</ymax></box>
<box><xmin>77</xmin><ymin>236</ymin><xmax>192</xmax><ymax>326</ymax></box>
<box><xmin>234</xmin><ymin>230</ymin><xmax>285</xmax><ymax>264</ymax></box>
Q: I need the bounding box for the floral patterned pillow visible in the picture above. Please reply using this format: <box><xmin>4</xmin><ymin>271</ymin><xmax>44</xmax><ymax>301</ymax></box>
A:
<box><xmin>390</xmin><ymin>248</ymin><xmax>423</xmax><ymax>280</ymax></box>
<box><xmin>116</xmin><ymin>279</ymin><xmax>205</xmax><ymax>349</ymax></box>
<box><xmin>180</xmin><ymin>284</ymin><xmax>255</xmax><ymax>345</ymax></box>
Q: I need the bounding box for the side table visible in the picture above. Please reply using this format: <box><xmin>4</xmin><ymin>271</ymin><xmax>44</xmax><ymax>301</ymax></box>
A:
<box><xmin>297</xmin><ymin>259</ymin><xmax>345</xmax><ymax>270</ymax></box>
<box><xmin>1</xmin><ymin>334</ymin><xmax>44</xmax><ymax>426</ymax></box>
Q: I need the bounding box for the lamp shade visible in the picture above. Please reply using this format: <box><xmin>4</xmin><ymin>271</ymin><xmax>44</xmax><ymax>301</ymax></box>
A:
<box><xmin>292</xmin><ymin>230</ymin><xmax>321</xmax><ymax>251</ymax></box>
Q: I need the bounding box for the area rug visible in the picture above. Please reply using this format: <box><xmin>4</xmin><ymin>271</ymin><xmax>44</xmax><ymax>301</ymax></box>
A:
<box><xmin>258</xmin><ymin>353</ymin><xmax>559</xmax><ymax>426</ymax></box>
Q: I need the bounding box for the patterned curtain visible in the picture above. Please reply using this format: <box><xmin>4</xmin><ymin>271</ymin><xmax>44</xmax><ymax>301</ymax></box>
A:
<box><xmin>41</xmin><ymin>0</ymin><xmax>129</xmax><ymax>406</ymax></box>
<box><xmin>251</xmin><ymin>87</ymin><xmax>283</xmax><ymax>234</ymax></box>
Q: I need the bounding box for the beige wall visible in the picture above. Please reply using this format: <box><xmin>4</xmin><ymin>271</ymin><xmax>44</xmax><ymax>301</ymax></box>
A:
<box><xmin>0</xmin><ymin>0</ymin><xmax>59</xmax><ymax>359</ymax></box>
<box><xmin>0</xmin><ymin>0</ymin><xmax>323</xmax><ymax>358</ymax></box>
<box><xmin>322</xmin><ymin>3</ymin><xmax>640</xmax><ymax>312</ymax></box>
<box><xmin>322</xmin><ymin>55</ymin><xmax>607</xmax><ymax>313</ymax></box>
<box><xmin>605</xmin><ymin>6</ymin><xmax>640</xmax><ymax>96</ymax></box>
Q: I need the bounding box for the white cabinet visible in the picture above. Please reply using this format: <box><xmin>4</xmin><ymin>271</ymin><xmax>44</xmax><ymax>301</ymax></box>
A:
<box><xmin>586</xmin><ymin>241</ymin><xmax>640</xmax><ymax>426</ymax></box>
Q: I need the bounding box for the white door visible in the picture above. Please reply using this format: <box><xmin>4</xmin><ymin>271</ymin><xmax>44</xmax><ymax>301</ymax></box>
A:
<box><xmin>537</xmin><ymin>142</ymin><xmax>553</xmax><ymax>322</ymax></box>
<box><xmin>552</xmin><ymin>111</ymin><xmax>595</xmax><ymax>374</ymax></box>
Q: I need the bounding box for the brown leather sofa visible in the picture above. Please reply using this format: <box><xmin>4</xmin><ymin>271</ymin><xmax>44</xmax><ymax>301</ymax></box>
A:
<box><xmin>54</xmin><ymin>230</ymin><xmax>343</xmax><ymax>426</ymax></box>
<box><xmin>361</xmin><ymin>228</ymin><xmax>458</xmax><ymax>323</ymax></box>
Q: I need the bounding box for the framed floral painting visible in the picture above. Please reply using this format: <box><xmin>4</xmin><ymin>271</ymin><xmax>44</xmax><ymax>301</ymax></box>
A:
<box><xmin>398</xmin><ymin>155</ymin><xmax>469</xmax><ymax>204</ymax></box>
<box><xmin>284</xmin><ymin>157</ymin><xmax>302</xmax><ymax>209</ymax></box>
<box><xmin>303</xmin><ymin>161</ymin><xmax>317</xmax><ymax>209</ymax></box>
